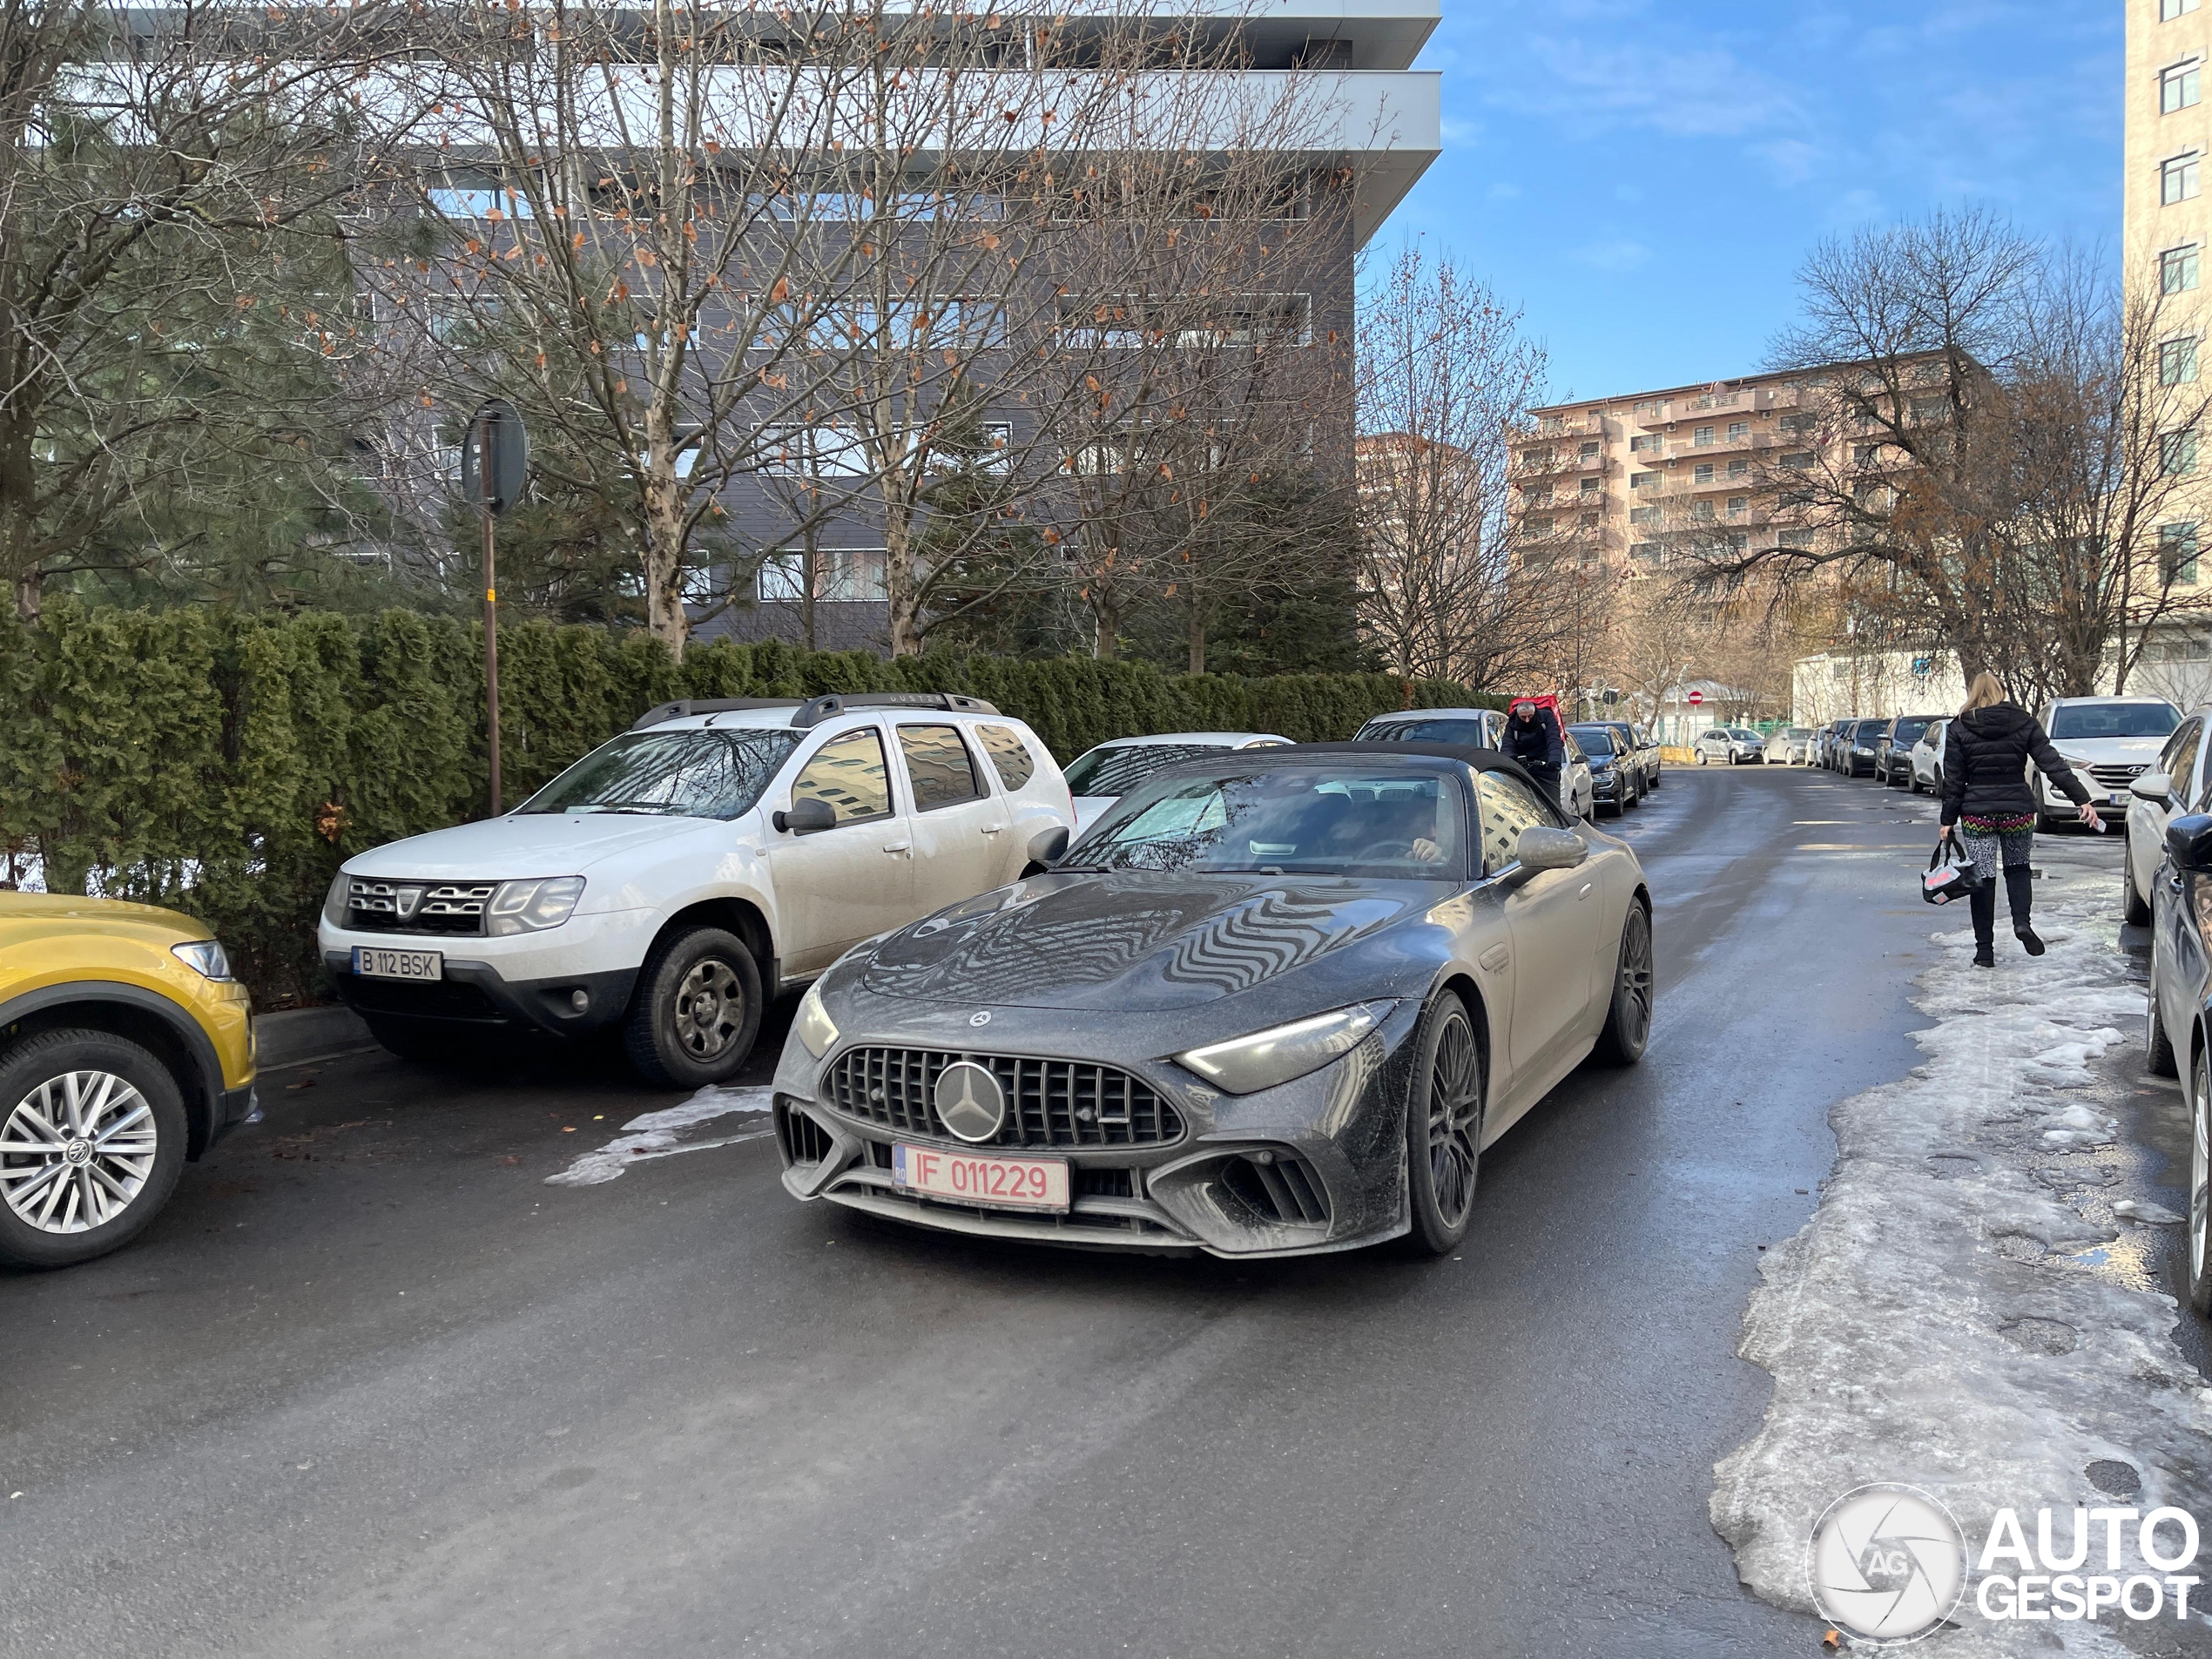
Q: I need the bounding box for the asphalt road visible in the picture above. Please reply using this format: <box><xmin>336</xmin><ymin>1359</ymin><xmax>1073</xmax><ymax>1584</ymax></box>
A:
<box><xmin>1</xmin><ymin>765</ymin><xmax>2069</xmax><ymax>1658</ymax></box>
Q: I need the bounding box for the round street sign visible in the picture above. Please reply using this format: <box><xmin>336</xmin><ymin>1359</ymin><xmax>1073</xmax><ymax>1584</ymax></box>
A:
<box><xmin>461</xmin><ymin>399</ymin><xmax>528</xmax><ymax>516</ymax></box>
<box><xmin>1689</xmin><ymin>690</ymin><xmax>1704</xmax><ymax>705</ymax></box>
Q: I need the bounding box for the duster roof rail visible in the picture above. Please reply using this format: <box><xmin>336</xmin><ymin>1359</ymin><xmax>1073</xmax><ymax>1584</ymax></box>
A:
<box><xmin>630</xmin><ymin>698</ymin><xmax>804</xmax><ymax>731</ymax></box>
<box><xmin>630</xmin><ymin>691</ymin><xmax>1000</xmax><ymax>733</ymax></box>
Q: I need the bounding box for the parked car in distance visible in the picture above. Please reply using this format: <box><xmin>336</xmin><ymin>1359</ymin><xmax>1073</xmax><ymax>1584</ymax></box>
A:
<box><xmin>2034</xmin><ymin>696</ymin><xmax>2182</xmax><ymax>831</ymax></box>
<box><xmin>1591</xmin><ymin>719</ymin><xmax>1662</xmax><ymax>792</ymax></box>
<box><xmin>318</xmin><ymin>692</ymin><xmax>1075</xmax><ymax>1086</ymax></box>
<box><xmin>1064</xmin><ymin>732</ymin><xmax>1292</xmax><ymax>832</ymax></box>
<box><xmin>1908</xmin><ymin>718</ymin><xmax>1950</xmax><ymax>795</ymax></box>
<box><xmin>1353</xmin><ymin>708</ymin><xmax>1507</xmax><ymax>750</ymax></box>
<box><xmin>1818</xmin><ymin>719</ymin><xmax>1860</xmax><ymax>771</ymax></box>
<box><xmin>1559</xmin><ymin>729</ymin><xmax>1596</xmax><ymax>819</ymax></box>
<box><xmin>1693</xmin><ymin>727</ymin><xmax>1765</xmax><ymax>765</ymax></box>
<box><xmin>1836</xmin><ymin>719</ymin><xmax>1882</xmax><ymax>778</ymax></box>
<box><xmin>1568</xmin><ymin>724</ymin><xmax>1642</xmax><ymax>815</ymax></box>
<box><xmin>1874</xmin><ymin>714</ymin><xmax>1943</xmax><ymax>787</ymax></box>
<box><xmin>2125</xmin><ymin>708</ymin><xmax>2211</xmax><ymax>925</ymax></box>
<box><xmin>0</xmin><ymin>894</ymin><xmax>257</xmax><ymax>1267</ymax></box>
<box><xmin>771</xmin><ymin>741</ymin><xmax>1652</xmax><ymax>1259</ymax></box>
<box><xmin>1766</xmin><ymin>727</ymin><xmax>1817</xmax><ymax>765</ymax></box>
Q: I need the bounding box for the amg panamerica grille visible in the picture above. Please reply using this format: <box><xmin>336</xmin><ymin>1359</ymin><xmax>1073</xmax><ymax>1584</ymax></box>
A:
<box><xmin>824</xmin><ymin>1048</ymin><xmax>1184</xmax><ymax>1149</ymax></box>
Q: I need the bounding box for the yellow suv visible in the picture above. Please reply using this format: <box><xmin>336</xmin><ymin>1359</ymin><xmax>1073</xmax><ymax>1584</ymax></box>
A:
<box><xmin>0</xmin><ymin>894</ymin><xmax>256</xmax><ymax>1268</ymax></box>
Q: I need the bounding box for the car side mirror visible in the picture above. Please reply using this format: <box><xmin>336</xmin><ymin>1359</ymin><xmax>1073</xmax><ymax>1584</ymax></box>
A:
<box><xmin>1028</xmin><ymin>825</ymin><xmax>1069</xmax><ymax>866</ymax></box>
<box><xmin>2166</xmin><ymin>813</ymin><xmax>2212</xmax><ymax>871</ymax></box>
<box><xmin>772</xmin><ymin>796</ymin><xmax>838</xmax><ymax>836</ymax></box>
<box><xmin>1516</xmin><ymin>826</ymin><xmax>1588</xmax><ymax>872</ymax></box>
<box><xmin>2132</xmin><ymin>772</ymin><xmax>2176</xmax><ymax>806</ymax></box>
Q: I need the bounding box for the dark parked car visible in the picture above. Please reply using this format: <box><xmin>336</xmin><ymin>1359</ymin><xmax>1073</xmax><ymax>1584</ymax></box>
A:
<box><xmin>1836</xmin><ymin>719</ymin><xmax>1882</xmax><ymax>778</ymax></box>
<box><xmin>1817</xmin><ymin>720</ymin><xmax>1857</xmax><ymax>771</ymax></box>
<box><xmin>1874</xmin><ymin>714</ymin><xmax>1943</xmax><ymax>787</ymax></box>
<box><xmin>2142</xmin><ymin>809</ymin><xmax>2212</xmax><ymax>1313</ymax></box>
<box><xmin>1591</xmin><ymin>719</ymin><xmax>1662</xmax><ymax>793</ymax></box>
<box><xmin>1569</xmin><ymin>724</ymin><xmax>1642</xmax><ymax>816</ymax></box>
<box><xmin>771</xmin><ymin>743</ymin><xmax>1653</xmax><ymax>1259</ymax></box>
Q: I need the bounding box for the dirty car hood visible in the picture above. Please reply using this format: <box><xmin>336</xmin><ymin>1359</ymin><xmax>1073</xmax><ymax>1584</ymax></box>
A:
<box><xmin>859</xmin><ymin>872</ymin><xmax>1434</xmax><ymax>1012</ymax></box>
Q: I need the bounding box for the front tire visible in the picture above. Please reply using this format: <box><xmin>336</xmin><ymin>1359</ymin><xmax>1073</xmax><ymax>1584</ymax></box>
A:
<box><xmin>2189</xmin><ymin>1046</ymin><xmax>2212</xmax><ymax>1316</ymax></box>
<box><xmin>1591</xmin><ymin>903</ymin><xmax>1654</xmax><ymax>1067</ymax></box>
<box><xmin>1696</xmin><ymin>751</ymin><xmax>1709</xmax><ymax>766</ymax></box>
<box><xmin>0</xmin><ymin>1030</ymin><xmax>188</xmax><ymax>1270</ymax></box>
<box><xmin>624</xmin><ymin>926</ymin><xmax>764</xmax><ymax>1087</ymax></box>
<box><xmin>1402</xmin><ymin>993</ymin><xmax>1483</xmax><ymax>1257</ymax></box>
<box><xmin>2149</xmin><ymin>969</ymin><xmax>2179</xmax><ymax>1078</ymax></box>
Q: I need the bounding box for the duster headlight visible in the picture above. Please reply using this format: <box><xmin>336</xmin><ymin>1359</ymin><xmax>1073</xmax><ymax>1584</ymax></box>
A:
<box><xmin>323</xmin><ymin>872</ymin><xmax>352</xmax><ymax>928</ymax></box>
<box><xmin>794</xmin><ymin>979</ymin><xmax>840</xmax><ymax>1059</ymax></box>
<box><xmin>486</xmin><ymin>876</ymin><xmax>585</xmax><ymax>936</ymax></box>
<box><xmin>1176</xmin><ymin>1002</ymin><xmax>1390</xmax><ymax>1096</ymax></box>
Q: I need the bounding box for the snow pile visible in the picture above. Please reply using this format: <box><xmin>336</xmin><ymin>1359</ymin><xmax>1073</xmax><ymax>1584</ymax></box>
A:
<box><xmin>543</xmin><ymin>1083</ymin><xmax>775</xmax><ymax>1186</ymax></box>
<box><xmin>1710</xmin><ymin>885</ymin><xmax>2212</xmax><ymax>1655</ymax></box>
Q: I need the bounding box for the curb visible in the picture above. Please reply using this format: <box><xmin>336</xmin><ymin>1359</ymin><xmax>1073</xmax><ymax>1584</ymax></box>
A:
<box><xmin>254</xmin><ymin>1005</ymin><xmax>373</xmax><ymax>1071</ymax></box>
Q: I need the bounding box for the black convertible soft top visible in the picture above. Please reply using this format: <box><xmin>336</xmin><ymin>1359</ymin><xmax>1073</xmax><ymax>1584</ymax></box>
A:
<box><xmin>1110</xmin><ymin>738</ymin><xmax>1561</xmax><ymax>806</ymax></box>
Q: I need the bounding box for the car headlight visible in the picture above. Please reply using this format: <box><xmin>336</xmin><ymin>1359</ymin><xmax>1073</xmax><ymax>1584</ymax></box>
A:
<box><xmin>172</xmin><ymin>940</ymin><xmax>234</xmax><ymax>981</ymax></box>
<box><xmin>486</xmin><ymin>876</ymin><xmax>585</xmax><ymax>936</ymax></box>
<box><xmin>1175</xmin><ymin>1002</ymin><xmax>1389</xmax><ymax>1096</ymax></box>
<box><xmin>2059</xmin><ymin>753</ymin><xmax>2094</xmax><ymax>771</ymax></box>
<box><xmin>793</xmin><ymin>979</ymin><xmax>840</xmax><ymax>1059</ymax></box>
<box><xmin>322</xmin><ymin>872</ymin><xmax>351</xmax><ymax>927</ymax></box>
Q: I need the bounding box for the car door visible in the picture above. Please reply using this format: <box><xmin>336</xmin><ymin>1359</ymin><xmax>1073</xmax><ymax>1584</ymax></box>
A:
<box><xmin>894</xmin><ymin>722</ymin><xmax>1008</xmax><ymax>914</ymax></box>
<box><xmin>1474</xmin><ymin>767</ymin><xmax>1601</xmax><ymax>1083</ymax></box>
<box><xmin>765</xmin><ymin>725</ymin><xmax>913</xmax><ymax>977</ymax></box>
<box><xmin>2137</xmin><ymin>718</ymin><xmax>2202</xmax><ymax>905</ymax></box>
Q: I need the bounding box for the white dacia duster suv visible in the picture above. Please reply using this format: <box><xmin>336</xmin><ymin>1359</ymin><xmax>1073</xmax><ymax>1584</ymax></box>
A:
<box><xmin>317</xmin><ymin>693</ymin><xmax>1075</xmax><ymax>1085</ymax></box>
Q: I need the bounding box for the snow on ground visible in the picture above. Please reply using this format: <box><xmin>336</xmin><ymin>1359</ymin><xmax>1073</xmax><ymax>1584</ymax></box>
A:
<box><xmin>544</xmin><ymin>1083</ymin><xmax>776</xmax><ymax>1187</ymax></box>
<box><xmin>1710</xmin><ymin>861</ymin><xmax>2212</xmax><ymax>1655</ymax></box>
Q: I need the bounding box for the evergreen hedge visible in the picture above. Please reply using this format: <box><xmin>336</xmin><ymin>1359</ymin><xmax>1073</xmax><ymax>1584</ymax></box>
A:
<box><xmin>0</xmin><ymin>604</ymin><xmax>1493</xmax><ymax>1005</ymax></box>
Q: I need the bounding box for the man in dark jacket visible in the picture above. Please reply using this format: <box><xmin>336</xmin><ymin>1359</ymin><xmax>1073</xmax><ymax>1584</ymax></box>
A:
<box><xmin>1503</xmin><ymin>699</ymin><xmax>1566</xmax><ymax>810</ymax></box>
<box><xmin>1939</xmin><ymin>685</ymin><xmax>2101</xmax><ymax>966</ymax></box>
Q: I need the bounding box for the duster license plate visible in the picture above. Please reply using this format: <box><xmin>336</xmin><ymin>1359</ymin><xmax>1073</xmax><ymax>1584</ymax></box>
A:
<box><xmin>893</xmin><ymin>1144</ymin><xmax>1069</xmax><ymax>1212</ymax></box>
<box><xmin>352</xmin><ymin>947</ymin><xmax>442</xmax><ymax>981</ymax></box>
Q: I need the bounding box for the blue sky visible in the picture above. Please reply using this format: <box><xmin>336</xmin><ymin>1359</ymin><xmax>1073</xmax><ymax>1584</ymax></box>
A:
<box><xmin>1380</xmin><ymin>1</ymin><xmax>2119</xmax><ymax>403</ymax></box>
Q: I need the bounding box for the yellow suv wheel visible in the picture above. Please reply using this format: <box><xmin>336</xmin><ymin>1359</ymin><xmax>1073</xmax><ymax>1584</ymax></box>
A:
<box><xmin>0</xmin><ymin>1028</ymin><xmax>189</xmax><ymax>1269</ymax></box>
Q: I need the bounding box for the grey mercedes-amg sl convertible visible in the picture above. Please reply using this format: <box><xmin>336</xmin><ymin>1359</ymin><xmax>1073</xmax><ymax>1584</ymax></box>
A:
<box><xmin>770</xmin><ymin>742</ymin><xmax>1652</xmax><ymax>1258</ymax></box>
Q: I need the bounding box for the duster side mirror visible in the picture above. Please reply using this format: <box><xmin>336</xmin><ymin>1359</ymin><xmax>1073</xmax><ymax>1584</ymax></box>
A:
<box><xmin>773</xmin><ymin>796</ymin><xmax>838</xmax><ymax>836</ymax></box>
<box><xmin>2132</xmin><ymin>772</ymin><xmax>2175</xmax><ymax>807</ymax></box>
<box><xmin>2165</xmin><ymin>813</ymin><xmax>2212</xmax><ymax>872</ymax></box>
<box><xmin>1516</xmin><ymin>826</ymin><xmax>1588</xmax><ymax>873</ymax></box>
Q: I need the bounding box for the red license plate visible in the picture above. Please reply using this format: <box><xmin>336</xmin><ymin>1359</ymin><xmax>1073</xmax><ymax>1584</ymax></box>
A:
<box><xmin>892</xmin><ymin>1144</ymin><xmax>1069</xmax><ymax>1213</ymax></box>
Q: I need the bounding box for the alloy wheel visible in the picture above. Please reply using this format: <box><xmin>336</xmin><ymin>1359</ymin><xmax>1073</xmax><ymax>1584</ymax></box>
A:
<box><xmin>1426</xmin><ymin>1012</ymin><xmax>1482</xmax><ymax>1229</ymax></box>
<box><xmin>672</xmin><ymin>959</ymin><xmax>745</xmax><ymax>1059</ymax></box>
<box><xmin>2195</xmin><ymin>1049</ymin><xmax>2210</xmax><ymax>1291</ymax></box>
<box><xmin>0</xmin><ymin>1069</ymin><xmax>158</xmax><ymax>1235</ymax></box>
<box><xmin>1617</xmin><ymin>907</ymin><xmax>1654</xmax><ymax>1052</ymax></box>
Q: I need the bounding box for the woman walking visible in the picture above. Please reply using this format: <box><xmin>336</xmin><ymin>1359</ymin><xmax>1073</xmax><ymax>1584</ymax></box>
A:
<box><xmin>1939</xmin><ymin>672</ymin><xmax>2102</xmax><ymax>967</ymax></box>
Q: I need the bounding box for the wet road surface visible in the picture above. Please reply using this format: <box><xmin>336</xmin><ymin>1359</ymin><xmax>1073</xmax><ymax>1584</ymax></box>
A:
<box><xmin>1</xmin><ymin>765</ymin><xmax>2088</xmax><ymax>1658</ymax></box>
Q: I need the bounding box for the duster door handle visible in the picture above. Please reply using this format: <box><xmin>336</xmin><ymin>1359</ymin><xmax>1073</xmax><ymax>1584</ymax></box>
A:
<box><xmin>883</xmin><ymin>842</ymin><xmax>911</xmax><ymax>856</ymax></box>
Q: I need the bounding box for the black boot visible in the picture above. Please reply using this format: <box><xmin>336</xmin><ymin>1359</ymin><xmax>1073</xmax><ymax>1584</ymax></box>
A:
<box><xmin>1970</xmin><ymin>885</ymin><xmax>1997</xmax><ymax>968</ymax></box>
<box><xmin>2006</xmin><ymin>867</ymin><xmax>2045</xmax><ymax>955</ymax></box>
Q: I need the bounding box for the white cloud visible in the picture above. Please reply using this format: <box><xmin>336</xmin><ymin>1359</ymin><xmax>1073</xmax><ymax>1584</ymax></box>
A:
<box><xmin>1573</xmin><ymin>239</ymin><xmax>1655</xmax><ymax>273</ymax></box>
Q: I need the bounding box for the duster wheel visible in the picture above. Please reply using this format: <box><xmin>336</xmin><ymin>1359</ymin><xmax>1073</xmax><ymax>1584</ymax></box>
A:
<box><xmin>1401</xmin><ymin>993</ymin><xmax>1482</xmax><ymax>1257</ymax></box>
<box><xmin>624</xmin><ymin>926</ymin><xmax>762</xmax><ymax>1087</ymax></box>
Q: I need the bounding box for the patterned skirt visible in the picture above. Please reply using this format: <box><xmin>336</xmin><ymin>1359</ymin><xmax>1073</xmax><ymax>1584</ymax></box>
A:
<box><xmin>1958</xmin><ymin>811</ymin><xmax>2034</xmax><ymax>877</ymax></box>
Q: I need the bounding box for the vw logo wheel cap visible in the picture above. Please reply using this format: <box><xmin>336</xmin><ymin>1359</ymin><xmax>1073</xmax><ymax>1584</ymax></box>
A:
<box><xmin>934</xmin><ymin>1060</ymin><xmax>1008</xmax><ymax>1143</ymax></box>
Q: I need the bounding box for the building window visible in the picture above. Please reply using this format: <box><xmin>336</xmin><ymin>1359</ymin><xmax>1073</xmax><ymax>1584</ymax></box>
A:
<box><xmin>2169</xmin><ymin>63</ymin><xmax>2205</xmax><ymax>114</ymax></box>
<box><xmin>1631</xmin><ymin>542</ymin><xmax>1659</xmax><ymax>562</ymax></box>
<box><xmin>2165</xmin><ymin>338</ymin><xmax>2202</xmax><ymax>387</ymax></box>
<box><xmin>2168</xmin><ymin>0</ymin><xmax>2202</xmax><ymax>22</ymax></box>
<box><xmin>1693</xmin><ymin>462</ymin><xmax>1716</xmax><ymax>484</ymax></box>
<box><xmin>1777</xmin><ymin>529</ymin><xmax>1816</xmax><ymax>550</ymax></box>
<box><xmin>1691</xmin><ymin>500</ymin><xmax>1716</xmax><ymax>523</ymax></box>
<box><xmin>1579</xmin><ymin>440</ymin><xmax>1601</xmax><ymax>459</ymax></box>
<box><xmin>2166</xmin><ymin>429</ymin><xmax>2201</xmax><ymax>476</ymax></box>
<box><xmin>1694</xmin><ymin>426</ymin><xmax>1716</xmax><ymax>447</ymax></box>
<box><xmin>2167</xmin><ymin>154</ymin><xmax>2202</xmax><ymax>206</ymax></box>
<box><xmin>1578</xmin><ymin>475</ymin><xmax>1602</xmax><ymax>495</ymax></box>
<box><xmin>1630</xmin><ymin>506</ymin><xmax>1661</xmax><ymax>526</ymax></box>
<box><xmin>2167</xmin><ymin>246</ymin><xmax>2202</xmax><ymax>294</ymax></box>
<box><xmin>1629</xmin><ymin>434</ymin><xmax>1660</xmax><ymax>454</ymax></box>
<box><xmin>1728</xmin><ymin>458</ymin><xmax>1750</xmax><ymax>479</ymax></box>
<box><xmin>2165</xmin><ymin>524</ymin><xmax>2202</xmax><ymax>586</ymax></box>
<box><xmin>1727</xmin><ymin>496</ymin><xmax>1749</xmax><ymax>519</ymax></box>
<box><xmin>1631</xmin><ymin>471</ymin><xmax>1659</xmax><ymax>490</ymax></box>
<box><xmin>1578</xmin><ymin>511</ymin><xmax>1601</xmax><ymax>529</ymax></box>
<box><xmin>1781</xmin><ymin>451</ymin><xmax>1815</xmax><ymax>470</ymax></box>
<box><xmin>758</xmin><ymin>549</ymin><xmax>888</xmax><ymax>603</ymax></box>
<box><xmin>1853</xmin><ymin>442</ymin><xmax>1882</xmax><ymax>465</ymax></box>
<box><xmin>1728</xmin><ymin>421</ymin><xmax>1749</xmax><ymax>442</ymax></box>
<box><xmin>1526</xmin><ymin>516</ymin><xmax>1554</xmax><ymax>536</ymax></box>
<box><xmin>1525</xmin><ymin>484</ymin><xmax>1554</xmax><ymax>505</ymax></box>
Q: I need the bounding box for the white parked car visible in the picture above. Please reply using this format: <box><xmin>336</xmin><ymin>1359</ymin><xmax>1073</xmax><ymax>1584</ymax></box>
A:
<box><xmin>1907</xmin><ymin>718</ymin><xmax>1950</xmax><ymax>795</ymax></box>
<box><xmin>317</xmin><ymin>693</ymin><xmax>1075</xmax><ymax>1084</ymax></box>
<box><xmin>1353</xmin><ymin>707</ymin><xmax>1507</xmax><ymax>749</ymax></box>
<box><xmin>2125</xmin><ymin>707</ymin><xmax>2212</xmax><ymax>925</ymax></box>
<box><xmin>1064</xmin><ymin>732</ymin><xmax>1292</xmax><ymax>832</ymax></box>
<box><xmin>1693</xmin><ymin>727</ymin><xmax>1765</xmax><ymax>765</ymax></box>
<box><xmin>2034</xmin><ymin>697</ymin><xmax>2182</xmax><ymax>832</ymax></box>
<box><xmin>1765</xmin><ymin>726</ymin><xmax>1817</xmax><ymax>765</ymax></box>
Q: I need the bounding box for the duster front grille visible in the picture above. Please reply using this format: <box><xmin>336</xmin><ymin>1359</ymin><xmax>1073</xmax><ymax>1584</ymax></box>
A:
<box><xmin>347</xmin><ymin>879</ymin><xmax>498</xmax><ymax>935</ymax></box>
<box><xmin>824</xmin><ymin>1048</ymin><xmax>1184</xmax><ymax>1150</ymax></box>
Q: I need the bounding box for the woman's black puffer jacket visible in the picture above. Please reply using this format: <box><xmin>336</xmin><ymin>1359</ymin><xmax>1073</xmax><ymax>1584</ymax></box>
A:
<box><xmin>1939</xmin><ymin>702</ymin><xmax>2090</xmax><ymax>827</ymax></box>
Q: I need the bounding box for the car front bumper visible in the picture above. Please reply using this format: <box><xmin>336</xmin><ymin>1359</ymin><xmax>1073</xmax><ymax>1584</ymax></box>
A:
<box><xmin>772</xmin><ymin>998</ymin><xmax>1428</xmax><ymax>1258</ymax></box>
<box><xmin>318</xmin><ymin>909</ymin><xmax>653</xmax><ymax>1038</ymax></box>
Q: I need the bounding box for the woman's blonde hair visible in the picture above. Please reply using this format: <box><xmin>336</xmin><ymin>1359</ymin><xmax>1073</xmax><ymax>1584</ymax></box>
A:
<box><xmin>1960</xmin><ymin>671</ymin><xmax>2006</xmax><ymax>716</ymax></box>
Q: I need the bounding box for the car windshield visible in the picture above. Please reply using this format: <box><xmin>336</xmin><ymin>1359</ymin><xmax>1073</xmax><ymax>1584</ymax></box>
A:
<box><xmin>1063</xmin><ymin>742</ymin><xmax>1228</xmax><ymax>798</ymax></box>
<box><xmin>1361</xmin><ymin>718</ymin><xmax>1492</xmax><ymax>747</ymax></box>
<box><xmin>1069</xmin><ymin>765</ymin><xmax>1466</xmax><ymax>879</ymax></box>
<box><xmin>1892</xmin><ymin>718</ymin><xmax>1933</xmax><ymax>743</ymax></box>
<box><xmin>2048</xmin><ymin>703</ymin><xmax>2181</xmax><ymax>740</ymax></box>
<box><xmin>1784</xmin><ymin>728</ymin><xmax>1813</xmax><ymax>739</ymax></box>
<box><xmin>1568</xmin><ymin>726</ymin><xmax>1615</xmax><ymax>755</ymax></box>
<box><xmin>517</xmin><ymin>728</ymin><xmax>800</xmax><ymax>819</ymax></box>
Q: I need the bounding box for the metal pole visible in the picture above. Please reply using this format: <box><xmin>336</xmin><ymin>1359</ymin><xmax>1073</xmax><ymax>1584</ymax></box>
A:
<box><xmin>480</xmin><ymin>412</ymin><xmax>502</xmax><ymax>816</ymax></box>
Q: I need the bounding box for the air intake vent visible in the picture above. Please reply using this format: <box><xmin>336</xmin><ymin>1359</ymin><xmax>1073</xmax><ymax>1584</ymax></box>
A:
<box><xmin>778</xmin><ymin>1103</ymin><xmax>834</xmax><ymax>1165</ymax></box>
<box><xmin>1219</xmin><ymin>1151</ymin><xmax>1329</xmax><ymax>1226</ymax></box>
